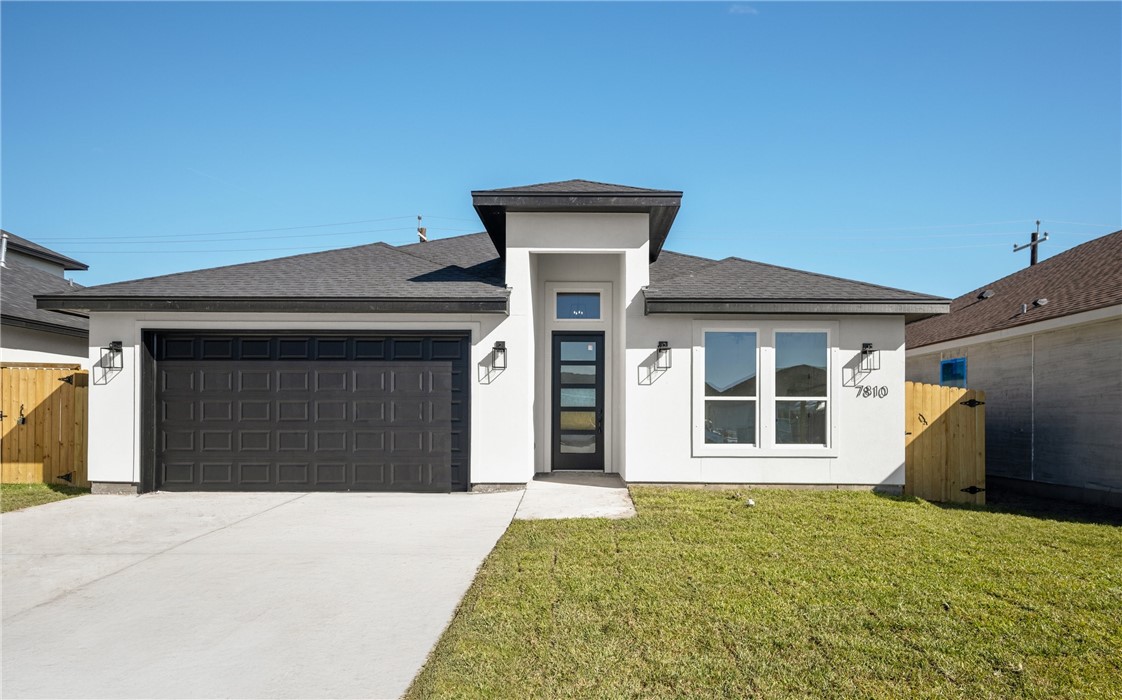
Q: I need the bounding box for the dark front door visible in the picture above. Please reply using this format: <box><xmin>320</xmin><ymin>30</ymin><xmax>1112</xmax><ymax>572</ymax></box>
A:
<box><xmin>552</xmin><ymin>332</ymin><xmax>605</xmax><ymax>470</ymax></box>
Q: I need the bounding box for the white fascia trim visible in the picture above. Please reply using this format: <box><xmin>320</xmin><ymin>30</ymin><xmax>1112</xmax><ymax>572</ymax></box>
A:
<box><xmin>906</xmin><ymin>304</ymin><xmax>1122</xmax><ymax>357</ymax></box>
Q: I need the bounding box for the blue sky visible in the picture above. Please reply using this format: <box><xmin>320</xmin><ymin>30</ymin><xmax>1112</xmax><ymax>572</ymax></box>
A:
<box><xmin>3</xmin><ymin>2</ymin><xmax>1119</xmax><ymax>297</ymax></box>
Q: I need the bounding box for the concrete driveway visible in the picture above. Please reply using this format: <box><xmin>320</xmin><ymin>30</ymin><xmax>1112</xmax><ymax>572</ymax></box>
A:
<box><xmin>2</xmin><ymin>490</ymin><xmax>523</xmax><ymax>700</ymax></box>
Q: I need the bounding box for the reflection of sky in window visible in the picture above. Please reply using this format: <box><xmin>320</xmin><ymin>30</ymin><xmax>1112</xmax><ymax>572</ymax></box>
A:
<box><xmin>705</xmin><ymin>332</ymin><xmax>756</xmax><ymax>391</ymax></box>
<box><xmin>776</xmin><ymin>332</ymin><xmax>827</xmax><ymax>370</ymax></box>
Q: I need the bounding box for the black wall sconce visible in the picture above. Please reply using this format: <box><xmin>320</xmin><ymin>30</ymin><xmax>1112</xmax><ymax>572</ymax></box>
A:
<box><xmin>860</xmin><ymin>342</ymin><xmax>880</xmax><ymax>372</ymax></box>
<box><xmin>655</xmin><ymin>341</ymin><xmax>672</xmax><ymax>370</ymax></box>
<box><xmin>491</xmin><ymin>341</ymin><xmax>507</xmax><ymax>371</ymax></box>
<box><xmin>101</xmin><ymin>340</ymin><xmax>124</xmax><ymax>370</ymax></box>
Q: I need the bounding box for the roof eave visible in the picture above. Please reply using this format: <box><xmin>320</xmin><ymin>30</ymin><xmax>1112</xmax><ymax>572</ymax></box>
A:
<box><xmin>643</xmin><ymin>296</ymin><xmax>950</xmax><ymax>321</ymax></box>
<box><xmin>471</xmin><ymin>191</ymin><xmax>682</xmax><ymax>264</ymax></box>
<box><xmin>36</xmin><ymin>295</ymin><xmax>510</xmax><ymax>315</ymax></box>
<box><xmin>5</xmin><ymin>243</ymin><xmax>89</xmax><ymax>271</ymax></box>
<box><xmin>1</xmin><ymin>314</ymin><xmax>89</xmax><ymax>337</ymax></box>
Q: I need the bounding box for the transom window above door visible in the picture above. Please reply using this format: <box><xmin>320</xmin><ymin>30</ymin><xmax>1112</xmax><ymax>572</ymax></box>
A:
<box><xmin>556</xmin><ymin>293</ymin><xmax>601</xmax><ymax>320</ymax></box>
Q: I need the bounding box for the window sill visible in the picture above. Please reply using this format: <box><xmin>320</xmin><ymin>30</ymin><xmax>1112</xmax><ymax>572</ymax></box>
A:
<box><xmin>693</xmin><ymin>446</ymin><xmax>838</xmax><ymax>459</ymax></box>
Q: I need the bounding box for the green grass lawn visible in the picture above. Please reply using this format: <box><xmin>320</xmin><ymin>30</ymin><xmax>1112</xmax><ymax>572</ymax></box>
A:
<box><xmin>407</xmin><ymin>489</ymin><xmax>1122</xmax><ymax>699</ymax></box>
<box><xmin>1</xmin><ymin>482</ymin><xmax>89</xmax><ymax>513</ymax></box>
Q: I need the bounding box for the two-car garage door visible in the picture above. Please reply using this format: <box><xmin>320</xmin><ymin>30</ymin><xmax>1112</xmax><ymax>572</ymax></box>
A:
<box><xmin>147</xmin><ymin>332</ymin><xmax>470</xmax><ymax>492</ymax></box>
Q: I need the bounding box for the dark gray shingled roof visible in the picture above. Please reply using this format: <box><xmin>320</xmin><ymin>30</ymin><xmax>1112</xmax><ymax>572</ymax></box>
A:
<box><xmin>907</xmin><ymin>230</ymin><xmax>1122</xmax><ymax>348</ymax></box>
<box><xmin>397</xmin><ymin>232</ymin><xmax>504</xmax><ymax>283</ymax></box>
<box><xmin>476</xmin><ymin>179</ymin><xmax>680</xmax><ymax>195</ymax></box>
<box><xmin>2</xmin><ymin>230</ymin><xmax>89</xmax><ymax>271</ymax></box>
<box><xmin>644</xmin><ymin>256</ymin><xmax>949</xmax><ymax>319</ymax></box>
<box><xmin>1</xmin><ymin>260</ymin><xmax>88</xmax><ymax>335</ymax></box>
<box><xmin>36</xmin><ymin>230</ymin><xmax>947</xmax><ymax>320</ymax></box>
<box><xmin>397</xmin><ymin>232</ymin><xmax>721</xmax><ymax>285</ymax></box>
<box><xmin>37</xmin><ymin>241</ymin><xmax>509</xmax><ymax>314</ymax></box>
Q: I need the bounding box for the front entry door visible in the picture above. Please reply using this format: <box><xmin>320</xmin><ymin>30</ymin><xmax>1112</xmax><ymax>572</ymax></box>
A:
<box><xmin>552</xmin><ymin>332</ymin><xmax>605</xmax><ymax>470</ymax></box>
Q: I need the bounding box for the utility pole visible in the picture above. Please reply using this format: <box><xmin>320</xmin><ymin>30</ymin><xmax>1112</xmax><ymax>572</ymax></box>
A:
<box><xmin>1013</xmin><ymin>220</ymin><xmax>1048</xmax><ymax>266</ymax></box>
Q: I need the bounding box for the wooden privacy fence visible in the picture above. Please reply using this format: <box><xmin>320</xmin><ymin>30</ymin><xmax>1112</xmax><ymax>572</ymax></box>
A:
<box><xmin>905</xmin><ymin>381</ymin><xmax>986</xmax><ymax>505</ymax></box>
<box><xmin>0</xmin><ymin>365</ymin><xmax>89</xmax><ymax>487</ymax></box>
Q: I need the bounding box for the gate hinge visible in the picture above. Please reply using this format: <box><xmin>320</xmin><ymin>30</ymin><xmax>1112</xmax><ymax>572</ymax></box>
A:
<box><xmin>960</xmin><ymin>399</ymin><xmax>985</xmax><ymax>408</ymax></box>
<box><xmin>961</xmin><ymin>485</ymin><xmax>985</xmax><ymax>494</ymax></box>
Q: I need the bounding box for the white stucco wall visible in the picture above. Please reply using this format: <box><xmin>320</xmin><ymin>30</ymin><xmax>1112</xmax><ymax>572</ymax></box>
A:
<box><xmin>507</xmin><ymin>212</ymin><xmax>649</xmax><ymax>476</ymax></box>
<box><xmin>1</xmin><ymin>324</ymin><xmax>88</xmax><ymax>366</ymax></box>
<box><xmin>84</xmin><ymin>312</ymin><xmax>524</xmax><ymax>486</ymax></box>
<box><xmin>82</xmin><ymin>211</ymin><xmax>908</xmax><ymax>489</ymax></box>
<box><xmin>625</xmin><ymin>313</ymin><xmax>905</xmax><ymax>486</ymax></box>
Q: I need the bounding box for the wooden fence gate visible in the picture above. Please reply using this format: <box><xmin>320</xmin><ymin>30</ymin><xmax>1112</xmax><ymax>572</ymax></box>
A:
<box><xmin>0</xmin><ymin>365</ymin><xmax>89</xmax><ymax>487</ymax></box>
<box><xmin>904</xmin><ymin>381</ymin><xmax>986</xmax><ymax>504</ymax></box>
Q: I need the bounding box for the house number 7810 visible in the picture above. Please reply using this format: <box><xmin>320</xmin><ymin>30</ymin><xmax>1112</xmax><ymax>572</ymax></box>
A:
<box><xmin>856</xmin><ymin>386</ymin><xmax>889</xmax><ymax>398</ymax></box>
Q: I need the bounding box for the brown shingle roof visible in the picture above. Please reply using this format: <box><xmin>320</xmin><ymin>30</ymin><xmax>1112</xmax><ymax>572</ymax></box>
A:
<box><xmin>906</xmin><ymin>230</ymin><xmax>1122</xmax><ymax>348</ymax></box>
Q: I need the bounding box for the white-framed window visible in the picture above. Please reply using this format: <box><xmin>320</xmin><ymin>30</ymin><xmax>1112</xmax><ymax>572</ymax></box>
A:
<box><xmin>702</xmin><ymin>330</ymin><xmax>759</xmax><ymax>446</ymax></box>
<box><xmin>693</xmin><ymin>322</ymin><xmax>835</xmax><ymax>456</ymax></box>
<box><xmin>774</xmin><ymin>331</ymin><xmax>829</xmax><ymax>446</ymax></box>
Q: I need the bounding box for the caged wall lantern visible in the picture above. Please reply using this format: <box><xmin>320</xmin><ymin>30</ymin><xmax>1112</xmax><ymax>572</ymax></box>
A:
<box><xmin>101</xmin><ymin>340</ymin><xmax>124</xmax><ymax>370</ymax></box>
<box><xmin>491</xmin><ymin>341</ymin><xmax>507</xmax><ymax>370</ymax></box>
<box><xmin>859</xmin><ymin>342</ymin><xmax>880</xmax><ymax>372</ymax></box>
<box><xmin>655</xmin><ymin>341</ymin><xmax>672</xmax><ymax>371</ymax></box>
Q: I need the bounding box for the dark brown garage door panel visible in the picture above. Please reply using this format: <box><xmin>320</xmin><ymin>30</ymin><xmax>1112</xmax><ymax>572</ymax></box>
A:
<box><xmin>149</xmin><ymin>334</ymin><xmax>469</xmax><ymax>492</ymax></box>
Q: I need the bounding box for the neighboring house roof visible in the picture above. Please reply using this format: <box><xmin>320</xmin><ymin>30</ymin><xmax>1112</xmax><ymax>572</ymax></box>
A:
<box><xmin>1</xmin><ymin>230</ymin><xmax>89</xmax><ymax>271</ymax></box>
<box><xmin>644</xmin><ymin>256</ymin><xmax>949</xmax><ymax>320</ymax></box>
<box><xmin>37</xmin><ymin>241</ymin><xmax>509</xmax><ymax>314</ymax></box>
<box><xmin>1</xmin><ymin>260</ymin><xmax>89</xmax><ymax>336</ymax></box>
<box><xmin>906</xmin><ymin>230</ymin><xmax>1122</xmax><ymax>349</ymax></box>
<box><xmin>472</xmin><ymin>179</ymin><xmax>682</xmax><ymax>263</ymax></box>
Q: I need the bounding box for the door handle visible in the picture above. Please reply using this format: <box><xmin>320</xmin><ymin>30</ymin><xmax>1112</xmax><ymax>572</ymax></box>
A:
<box><xmin>597</xmin><ymin>409</ymin><xmax>603</xmax><ymax>434</ymax></box>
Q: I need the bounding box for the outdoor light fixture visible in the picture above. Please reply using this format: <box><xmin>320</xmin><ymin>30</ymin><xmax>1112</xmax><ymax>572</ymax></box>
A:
<box><xmin>491</xmin><ymin>341</ymin><xmax>507</xmax><ymax>370</ymax></box>
<box><xmin>101</xmin><ymin>340</ymin><xmax>124</xmax><ymax>370</ymax></box>
<box><xmin>860</xmin><ymin>342</ymin><xmax>880</xmax><ymax>372</ymax></box>
<box><xmin>655</xmin><ymin>341</ymin><xmax>672</xmax><ymax>370</ymax></box>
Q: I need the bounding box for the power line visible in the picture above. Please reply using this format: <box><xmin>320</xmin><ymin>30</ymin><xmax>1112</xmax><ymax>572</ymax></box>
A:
<box><xmin>35</xmin><ymin>224</ymin><xmax>480</xmax><ymax>245</ymax></box>
<box><xmin>33</xmin><ymin>215</ymin><xmax>420</xmax><ymax>242</ymax></box>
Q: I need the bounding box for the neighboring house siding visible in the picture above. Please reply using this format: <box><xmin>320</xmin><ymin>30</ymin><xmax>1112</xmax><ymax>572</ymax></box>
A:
<box><xmin>1033</xmin><ymin>318</ymin><xmax>1122</xmax><ymax>490</ymax></box>
<box><xmin>1</xmin><ymin>325</ymin><xmax>88</xmax><ymax>365</ymax></box>
<box><xmin>907</xmin><ymin>315</ymin><xmax>1122</xmax><ymax>493</ymax></box>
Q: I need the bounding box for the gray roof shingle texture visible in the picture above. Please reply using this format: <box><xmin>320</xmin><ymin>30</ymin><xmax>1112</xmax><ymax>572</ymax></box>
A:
<box><xmin>475</xmin><ymin>179</ymin><xmax>680</xmax><ymax>195</ymax></box>
<box><xmin>54</xmin><ymin>242</ymin><xmax>507</xmax><ymax>300</ymax></box>
<box><xmin>645</xmin><ymin>256</ymin><xmax>946</xmax><ymax>302</ymax></box>
<box><xmin>906</xmin><ymin>230</ymin><xmax>1122</xmax><ymax>348</ymax></box>
<box><xmin>40</xmin><ymin>229</ymin><xmax>945</xmax><ymax>310</ymax></box>
<box><xmin>2</xmin><ymin>230</ymin><xmax>88</xmax><ymax>271</ymax></box>
<box><xmin>1</xmin><ymin>260</ymin><xmax>89</xmax><ymax>332</ymax></box>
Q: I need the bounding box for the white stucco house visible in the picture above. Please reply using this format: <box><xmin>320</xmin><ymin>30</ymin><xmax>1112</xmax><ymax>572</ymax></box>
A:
<box><xmin>1</xmin><ymin>230</ymin><xmax>89</xmax><ymax>366</ymax></box>
<box><xmin>37</xmin><ymin>180</ymin><xmax>949</xmax><ymax>494</ymax></box>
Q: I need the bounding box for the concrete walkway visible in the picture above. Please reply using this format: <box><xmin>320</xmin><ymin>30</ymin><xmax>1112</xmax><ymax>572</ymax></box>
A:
<box><xmin>514</xmin><ymin>472</ymin><xmax>637</xmax><ymax>520</ymax></box>
<box><xmin>2</xmin><ymin>490</ymin><xmax>523</xmax><ymax>700</ymax></box>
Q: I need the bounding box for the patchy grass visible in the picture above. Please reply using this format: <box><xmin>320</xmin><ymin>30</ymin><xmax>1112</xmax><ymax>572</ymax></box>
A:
<box><xmin>407</xmin><ymin>488</ymin><xmax>1122</xmax><ymax>699</ymax></box>
<box><xmin>1</xmin><ymin>483</ymin><xmax>89</xmax><ymax>513</ymax></box>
